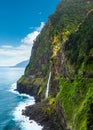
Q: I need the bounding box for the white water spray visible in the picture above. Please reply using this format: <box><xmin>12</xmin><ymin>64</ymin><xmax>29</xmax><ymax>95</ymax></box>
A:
<box><xmin>45</xmin><ymin>72</ymin><xmax>51</xmax><ymax>98</ymax></box>
<box><xmin>10</xmin><ymin>83</ymin><xmax>43</xmax><ymax>130</ymax></box>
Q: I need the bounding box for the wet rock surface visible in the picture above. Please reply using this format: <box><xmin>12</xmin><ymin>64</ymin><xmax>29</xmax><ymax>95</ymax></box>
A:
<box><xmin>22</xmin><ymin>101</ymin><xmax>67</xmax><ymax>130</ymax></box>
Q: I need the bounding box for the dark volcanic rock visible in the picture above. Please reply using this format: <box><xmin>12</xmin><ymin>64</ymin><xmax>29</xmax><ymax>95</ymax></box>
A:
<box><xmin>22</xmin><ymin>101</ymin><xmax>67</xmax><ymax>130</ymax></box>
<box><xmin>17</xmin><ymin>82</ymin><xmax>40</xmax><ymax>101</ymax></box>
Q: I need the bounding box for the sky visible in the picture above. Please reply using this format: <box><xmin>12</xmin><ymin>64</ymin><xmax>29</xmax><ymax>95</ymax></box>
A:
<box><xmin>0</xmin><ymin>0</ymin><xmax>60</xmax><ymax>66</ymax></box>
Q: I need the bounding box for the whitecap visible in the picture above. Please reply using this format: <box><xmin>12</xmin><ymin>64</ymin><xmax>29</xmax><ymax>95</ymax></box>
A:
<box><xmin>9</xmin><ymin>83</ymin><xmax>18</xmax><ymax>94</ymax></box>
<box><xmin>9</xmin><ymin>83</ymin><xmax>32</xmax><ymax>99</ymax></box>
<box><xmin>10</xmin><ymin>83</ymin><xmax>43</xmax><ymax>130</ymax></box>
<box><xmin>13</xmin><ymin>98</ymin><xmax>43</xmax><ymax>130</ymax></box>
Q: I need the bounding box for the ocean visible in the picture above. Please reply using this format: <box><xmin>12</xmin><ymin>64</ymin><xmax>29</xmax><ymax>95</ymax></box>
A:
<box><xmin>0</xmin><ymin>67</ymin><xmax>43</xmax><ymax>130</ymax></box>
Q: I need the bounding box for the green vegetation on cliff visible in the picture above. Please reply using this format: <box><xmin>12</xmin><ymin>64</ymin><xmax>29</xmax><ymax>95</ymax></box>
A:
<box><xmin>17</xmin><ymin>0</ymin><xmax>93</xmax><ymax>129</ymax></box>
<box><xmin>64</xmin><ymin>10</ymin><xmax>93</xmax><ymax>72</ymax></box>
<box><xmin>56</xmin><ymin>10</ymin><xmax>93</xmax><ymax>130</ymax></box>
<box><xmin>57</xmin><ymin>77</ymin><xmax>93</xmax><ymax>130</ymax></box>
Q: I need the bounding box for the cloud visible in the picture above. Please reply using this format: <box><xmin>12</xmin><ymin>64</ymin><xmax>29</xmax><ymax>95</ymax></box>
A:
<box><xmin>1</xmin><ymin>45</ymin><xmax>13</xmax><ymax>49</ymax></box>
<box><xmin>0</xmin><ymin>22</ymin><xmax>45</xmax><ymax>66</ymax></box>
<box><xmin>21</xmin><ymin>31</ymin><xmax>39</xmax><ymax>45</ymax></box>
<box><xmin>35</xmin><ymin>22</ymin><xmax>45</xmax><ymax>32</ymax></box>
<box><xmin>29</xmin><ymin>26</ymin><xmax>34</xmax><ymax>30</ymax></box>
<box><xmin>38</xmin><ymin>12</ymin><xmax>42</xmax><ymax>15</ymax></box>
<box><xmin>21</xmin><ymin>22</ymin><xmax>45</xmax><ymax>44</ymax></box>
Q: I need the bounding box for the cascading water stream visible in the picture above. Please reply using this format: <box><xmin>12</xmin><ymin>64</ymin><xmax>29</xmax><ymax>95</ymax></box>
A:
<box><xmin>45</xmin><ymin>72</ymin><xmax>51</xmax><ymax>98</ymax></box>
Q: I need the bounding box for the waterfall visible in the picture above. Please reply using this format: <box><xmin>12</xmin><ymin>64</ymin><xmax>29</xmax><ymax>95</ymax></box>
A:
<box><xmin>45</xmin><ymin>72</ymin><xmax>51</xmax><ymax>98</ymax></box>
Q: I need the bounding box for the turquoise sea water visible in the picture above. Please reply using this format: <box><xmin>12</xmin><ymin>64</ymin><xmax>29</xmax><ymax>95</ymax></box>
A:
<box><xmin>0</xmin><ymin>67</ymin><xmax>42</xmax><ymax>130</ymax></box>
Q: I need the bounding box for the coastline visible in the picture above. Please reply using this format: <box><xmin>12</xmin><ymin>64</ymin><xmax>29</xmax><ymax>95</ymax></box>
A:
<box><xmin>22</xmin><ymin>102</ymin><xmax>61</xmax><ymax>130</ymax></box>
<box><xmin>10</xmin><ymin>83</ymin><xmax>43</xmax><ymax>130</ymax></box>
<box><xmin>16</xmin><ymin>84</ymin><xmax>67</xmax><ymax>130</ymax></box>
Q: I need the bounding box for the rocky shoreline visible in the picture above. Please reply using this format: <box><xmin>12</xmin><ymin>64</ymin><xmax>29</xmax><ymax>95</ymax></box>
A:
<box><xmin>17</xmin><ymin>79</ymin><xmax>67</xmax><ymax>130</ymax></box>
<box><xmin>22</xmin><ymin>101</ymin><xmax>67</xmax><ymax>130</ymax></box>
<box><xmin>16</xmin><ymin>0</ymin><xmax>93</xmax><ymax>129</ymax></box>
<box><xmin>16</xmin><ymin>81</ymin><xmax>40</xmax><ymax>102</ymax></box>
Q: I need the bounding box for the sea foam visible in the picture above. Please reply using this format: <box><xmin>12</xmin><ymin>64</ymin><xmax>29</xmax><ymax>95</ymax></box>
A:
<box><xmin>10</xmin><ymin>83</ymin><xmax>31</xmax><ymax>98</ymax></box>
<box><xmin>11</xmin><ymin>83</ymin><xmax>43</xmax><ymax>130</ymax></box>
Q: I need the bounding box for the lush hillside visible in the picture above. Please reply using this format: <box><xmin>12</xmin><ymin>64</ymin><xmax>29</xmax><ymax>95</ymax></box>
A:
<box><xmin>17</xmin><ymin>0</ymin><xmax>93</xmax><ymax>130</ymax></box>
<box><xmin>57</xmin><ymin>10</ymin><xmax>93</xmax><ymax>130</ymax></box>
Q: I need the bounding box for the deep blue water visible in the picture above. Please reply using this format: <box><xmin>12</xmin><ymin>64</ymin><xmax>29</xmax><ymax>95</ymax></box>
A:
<box><xmin>0</xmin><ymin>67</ymin><xmax>43</xmax><ymax>130</ymax></box>
<box><xmin>0</xmin><ymin>67</ymin><xmax>25</xmax><ymax>130</ymax></box>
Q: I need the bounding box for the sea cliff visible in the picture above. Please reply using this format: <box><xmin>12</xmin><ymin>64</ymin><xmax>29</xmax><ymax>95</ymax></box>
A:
<box><xmin>17</xmin><ymin>0</ymin><xmax>93</xmax><ymax>129</ymax></box>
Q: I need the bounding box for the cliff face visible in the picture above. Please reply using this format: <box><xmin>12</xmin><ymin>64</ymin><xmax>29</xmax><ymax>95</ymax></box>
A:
<box><xmin>17</xmin><ymin>0</ymin><xmax>93</xmax><ymax>129</ymax></box>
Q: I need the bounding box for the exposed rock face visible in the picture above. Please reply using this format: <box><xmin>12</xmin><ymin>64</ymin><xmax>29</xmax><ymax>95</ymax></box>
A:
<box><xmin>17</xmin><ymin>0</ymin><xmax>93</xmax><ymax>130</ymax></box>
<box><xmin>17</xmin><ymin>82</ymin><xmax>40</xmax><ymax>98</ymax></box>
<box><xmin>22</xmin><ymin>101</ymin><xmax>67</xmax><ymax>130</ymax></box>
